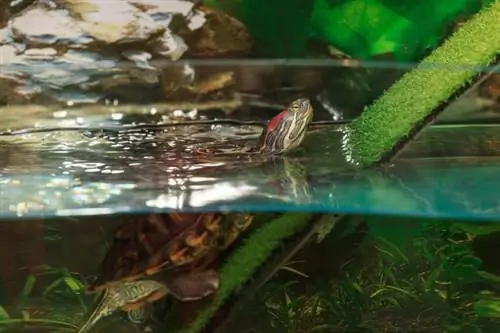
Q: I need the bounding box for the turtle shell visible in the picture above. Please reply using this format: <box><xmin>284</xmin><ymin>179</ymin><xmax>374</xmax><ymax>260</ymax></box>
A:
<box><xmin>89</xmin><ymin>212</ymin><xmax>253</xmax><ymax>292</ymax></box>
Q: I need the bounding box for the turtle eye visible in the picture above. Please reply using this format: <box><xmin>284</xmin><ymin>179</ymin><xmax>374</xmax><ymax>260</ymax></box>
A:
<box><xmin>291</xmin><ymin>103</ymin><xmax>300</xmax><ymax>112</ymax></box>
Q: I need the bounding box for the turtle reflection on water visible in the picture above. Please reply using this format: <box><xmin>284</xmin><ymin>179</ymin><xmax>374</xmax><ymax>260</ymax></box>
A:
<box><xmin>77</xmin><ymin>98</ymin><xmax>313</xmax><ymax>333</ymax></box>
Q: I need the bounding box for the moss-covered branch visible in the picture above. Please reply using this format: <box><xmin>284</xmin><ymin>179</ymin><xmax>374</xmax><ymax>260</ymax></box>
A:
<box><xmin>183</xmin><ymin>213</ymin><xmax>314</xmax><ymax>333</ymax></box>
<box><xmin>345</xmin><ymin>0</ymin><xmax>500</xmax><ymax>166</ymax></box>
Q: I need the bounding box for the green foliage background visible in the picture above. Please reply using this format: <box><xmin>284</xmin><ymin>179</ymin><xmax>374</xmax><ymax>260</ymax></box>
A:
<box><xmin>205</xmin><ymin>0</ymin><xmax>489</xmax><ymax>59</ymax></box>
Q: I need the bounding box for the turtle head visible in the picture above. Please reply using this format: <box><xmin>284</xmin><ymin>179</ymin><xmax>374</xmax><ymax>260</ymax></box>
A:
<box><xmin>258</xmin><ymin>98</ymin><xmax>313</xmax><ymax>154</ymax></box>
<box><xmin>288</xmin><ymin>98</ymin><xmax>313</xmax><ymax>117</ymax></box>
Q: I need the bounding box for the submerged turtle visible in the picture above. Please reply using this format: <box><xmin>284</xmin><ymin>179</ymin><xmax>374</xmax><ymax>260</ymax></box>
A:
<box><xmin>77</xmin><ymin>98</ymin><xmax>313</xmax><ymax>332</ymax></box>
<box><xmin>78</xmin><ymin>213</ymin><xmax>253</xmax><ymax>333</ymax></box>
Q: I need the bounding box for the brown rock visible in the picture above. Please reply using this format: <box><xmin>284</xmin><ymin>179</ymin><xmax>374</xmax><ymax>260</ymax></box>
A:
<box><xmin>0</xmin><ymin>74</ymin><xmax>41</xmax><ymax>105</ymax></box>
<box><xmin>177</xmin><ymin>6</ymin><xmax>253</xmax><ymax>58</ymax></box>
<box><xmin>0</xmin><ymin>1</ymin><xmax>8</xmax><ymax>27</ymax></box>
<box><xmin>0</xmin><ymin>0</ymin><xmax>37</xmax><ymax>28</ymax></box>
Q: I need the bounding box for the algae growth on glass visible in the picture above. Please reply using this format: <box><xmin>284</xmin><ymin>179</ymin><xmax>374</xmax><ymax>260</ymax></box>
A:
<box><xmin>2</xmin><ymin>0</ymin><xmax>500</xmax><ymax>332</ymax></box>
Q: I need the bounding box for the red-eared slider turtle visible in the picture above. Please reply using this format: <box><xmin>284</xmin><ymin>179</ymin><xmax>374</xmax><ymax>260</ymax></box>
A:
<box><xmin>255</xmin><ymin>97</ymin><xmax>313</xmax><ymax>154</ymax></box>
<box><xmin>77</xmin><ymin>98</ymin><xmax>313</xmax><ymax>332</ymax></box>
<box><xmin>78</xmin><ymin>212</ymin><xmax>253</xmax><ymax>333</ymax></box>
<box><xmin>188</xmin><ymin>97</ymin><xmax>313</xmax><ymax>158</ymax></box>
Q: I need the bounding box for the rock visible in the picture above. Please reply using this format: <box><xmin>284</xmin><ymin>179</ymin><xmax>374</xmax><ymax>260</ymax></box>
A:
<box><xmin>2</xmin><ymin>0</ymin><xmax>38</xmax><ymax>26</ymax></box>
<box><xmin>63</xmin><ymin>0</ymin><xmax>164</xmax><ymax>44</ymax></box>
<box><xmin>160</xmin><ymin>66</ymin><xmax>238</xmax><ymax>103</ymax></box>
<box><xmin>61</xmin><ymin>49</ymin><xmax>118</xmax><ymax>68</ymax></box>
<box><xmin>0</xmin><ymin>75</ymin><xmax>31</xmax><ymax>105</ymax></box>
<box><xmin>148</xmin><ymin>29</ymin><xmax>187</xmax><ymax>60</ymax></box>
<box><xmin>0</xmin><ymin>44</ymin><xmax>18</xmax><ymax>63</ymax></box>
<box><xmin>122</xmin><ymin>50</ymin><xmax>153</xmax><ymax>68</ymax></box>
<box><xmin>0</xmin><ymin>0</ymin><xmax>254</xmax><ymax>106</ymax></box>
<box><xmin>0</xmin><ymin>2</ymin><xmax>8</xmax><ymax>25</ymax></box>
<box><xmin>0</xmin><ymin>26</ymin><xmax>14</xmax><ymax>44</ymax></box>
<box><xmin>177</xmin><ymin>6</ymin><xmax>253</xmax><ymax>58</ymax></box>
<box><xmin>160</xmin><ymin>64</ymin><xmax>196</xmax><ymax>99</ymax></box>
<box><xmin>130</xmin><ymin>0</ymin><xmax>194</xmax><ymax>16</ymax></box>
<box><xmin>10</xmin><ymin>6</ymin><xmax>93</xmax><ymax>47</ymax></box>
<box><xmin>23</xmin><ymin>47</ymin><xmax>58</xmax><ymax>58</ymax></box>
<box><xmin>0</xmin><ymin>46</ymin><xmax>163</xmax><ymax>105</ymax></box>
<box><xmin>0</xmin><ymin>45</ymin><xmax>33</xmax><ymax>104</ymax></box>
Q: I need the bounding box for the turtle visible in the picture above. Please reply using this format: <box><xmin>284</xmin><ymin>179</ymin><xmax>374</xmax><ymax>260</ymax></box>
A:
<box><xmin>78</xmin><ymin>212</ymin><xmax>253</xmax><ymax>333</ymax></box>
<box><xmin>189</xmin><ymin>97</ymin><xmax>314</xmax><ymax>158</ymax></box>
<box><xmin>254</xmin><ymin>97</ymin><xmax>314</xmax><ymax>155</ymax></box>
<box><xmin>77</xmin><ymin>97</ymin><xmax>313</xmax><ymax>332</ymax></box>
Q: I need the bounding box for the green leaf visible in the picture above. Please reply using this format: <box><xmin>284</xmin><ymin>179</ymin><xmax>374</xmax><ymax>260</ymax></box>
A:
<box><xmin>18</xmin><ymin>275</ymin><xmax>36</xmax><ymax>308</ymax></box>
<box><xmin>424</xmin><ymin>267</ymin><xmax>442</xmax><ymax>289</ymax></box>
<box><xmin>42</xmin><ymin>278</ymin><xmax>63</xmax><ymax>298</ymax></box>
<box><xmin>477</xmin><ymin>270</ymin><xmax>500</xmax><ymax>283</ymax></box>
<box><xmin>241</xmin><ymin>0</ymin><xmax>314</xmax><ymax>57</ymax></box>
<box><xmin>474</xmin><ymin>299</ymin><xmax>500</xmax><ymax>318</ymax></box>
<box><xmin>21</xmin><ymin>310</ymin><xmax>30</xmax><ymax>320</ymax></box>
<box><xmin>0</xmin><ymin>306</ymin><xmax>10</xmax><ymax>320</ymax></box>
<box><xmin>63</xmin><ymin>276</ymin><xmax>85</xmax><ymax>294</ymax></box>
<box><xmin>450</xmin><ymin>222</ymin><xmax>500</xmax><ymax>236</ymax></box>
<box><xmin>311</xmin><ymin>0</ymin><xmax>482</xmax><ymax>60</ymax></box>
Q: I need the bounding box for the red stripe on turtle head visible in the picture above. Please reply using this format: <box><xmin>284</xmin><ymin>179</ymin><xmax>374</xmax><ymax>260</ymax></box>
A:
<box><xmin>266</xmin><ymin>109</ymin><xmax>288</xmax><ymax>133</ymax></box>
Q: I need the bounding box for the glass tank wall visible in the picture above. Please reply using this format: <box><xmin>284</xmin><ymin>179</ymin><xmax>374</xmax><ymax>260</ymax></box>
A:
<box><xmin>1</xmin><ymin>0</ymin><xmax>500</xmax><ymax>333</ymax></box>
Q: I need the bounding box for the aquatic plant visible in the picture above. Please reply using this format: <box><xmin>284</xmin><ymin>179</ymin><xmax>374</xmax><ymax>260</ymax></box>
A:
<box><xmin>311</xmin><ymin>0</ymin><xmax>480</xmax><ymax>61</ymax></box>
<box><xmin>0</xmin><ymin>266</ymin><xmax>91</xmax><ymax>331</ymax></box>
<box><xmin>182</xmin><ymin>213</ymin><xmax>319</xmax><ymax>333</ymax></box>
<box><xmin>238</xmin><ymin>217</ymin><xmax>500</xmax><ymax>333</ymax></box>
<box><xmin>3</xmin><ymin>217</ymin><xmax>500</xmax><ymax>333</ymax></box>
<box><xmin>206</xmin><ymin>0</ymin><xmax>482</xmax><ymax>59</ymax></box>
<box><xmin>345</xmin><ymin>0</ymin><xmax>500</xmax><ymax>166</ymax></box>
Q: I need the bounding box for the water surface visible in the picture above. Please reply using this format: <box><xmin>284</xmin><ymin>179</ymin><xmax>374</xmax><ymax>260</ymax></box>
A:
<box><xmin>0</xmin><ymin>105</ymin><xmax>499</xmax><ymax>220</ymax></box>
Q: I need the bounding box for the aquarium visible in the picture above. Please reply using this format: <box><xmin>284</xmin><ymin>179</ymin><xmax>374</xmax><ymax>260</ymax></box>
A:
<box><xmin>1</xmin><ymin>0</ymin><xmax>500</xmax><ymax>333</ymax></box>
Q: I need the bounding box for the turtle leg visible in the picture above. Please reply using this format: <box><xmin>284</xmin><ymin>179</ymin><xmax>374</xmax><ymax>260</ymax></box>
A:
<box><xmin>121</xmin><ymin>288</ymin><xmax>169</xmax><ymax>311</ymax></box>
<box><xmin>216</xmin><ymin>214</ymin><xmax>254</xmax><ymax>251</ymax></box>
<box><xmin>126</xmin><ymin>304</ymin><xmax>150</xmax><ymax>324</ymax></box>
<box><xmin>191</xmin><ymin>249</ymin><xmax>220</xmax><ymax>271</ymax></box>
<box><xmin>164</xmin><ymin>270</ymin><xmax>220</xmax><ymax>302</ymax></box>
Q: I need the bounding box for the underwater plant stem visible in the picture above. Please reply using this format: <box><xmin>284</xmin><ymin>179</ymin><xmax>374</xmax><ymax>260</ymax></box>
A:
<box><xmin>213</xmin><ymin>214</ymin><xmax>343</xmax><ymax>333</ymax></box>
<box><xmin>345</xmin><ymin>0</ymin><xmax>500</xmax><ymax>166</ymax></box>
<box><xmin>182</xmin><ymin>213</ymin><xmax>316</xmax><ymax>333</ymax></box>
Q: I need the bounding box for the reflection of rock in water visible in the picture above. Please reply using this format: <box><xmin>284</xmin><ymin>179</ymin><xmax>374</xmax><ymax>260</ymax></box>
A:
<box><xmin>0</xmin><ymin>0</ymin><xmax>253</xmax><ymax>106</ymax></box>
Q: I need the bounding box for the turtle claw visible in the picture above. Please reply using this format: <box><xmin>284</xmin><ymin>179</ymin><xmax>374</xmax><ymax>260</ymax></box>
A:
<box><xmin>165</xmin><ymin>270</ymin><xmax>219</xmax><ymax>302</ymax></box>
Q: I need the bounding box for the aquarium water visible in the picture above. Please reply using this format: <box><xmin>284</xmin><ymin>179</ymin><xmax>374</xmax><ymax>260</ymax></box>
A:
<box><xmin>0</xmin><ymin>104</ymin><xmax>499</xmax><ymax>221</ymax></box>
